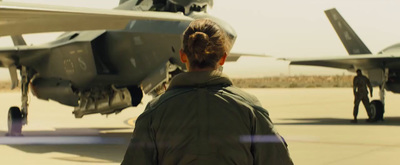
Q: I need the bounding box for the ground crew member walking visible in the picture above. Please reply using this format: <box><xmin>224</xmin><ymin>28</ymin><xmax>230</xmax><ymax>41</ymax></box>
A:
<box><xmin>352</xmin><ymin>69</ymin><xmax>373</xmax><ymax>123</ymax></box>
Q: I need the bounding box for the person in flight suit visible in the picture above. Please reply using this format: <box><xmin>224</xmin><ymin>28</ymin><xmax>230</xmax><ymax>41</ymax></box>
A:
<box><xmin>121</xmin><ymin>19</ymin><xmax>293</xmax><ymax>165</ymax></box>
<box><xmin>352</xmin><ymin>69</ymin><xmax>373</xmax><ymax>123</ymax></box>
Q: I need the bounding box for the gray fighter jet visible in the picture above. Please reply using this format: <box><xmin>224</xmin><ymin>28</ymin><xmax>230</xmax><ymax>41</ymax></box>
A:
<box><xmin>285</xmin><ymin>8</ymin><xmax>400</xmax><ymax>121</ymax></box>
<box><xmin>0</xmin><ymin>0</ymin><xmax>264</xmax><ymax>136</ymax></box>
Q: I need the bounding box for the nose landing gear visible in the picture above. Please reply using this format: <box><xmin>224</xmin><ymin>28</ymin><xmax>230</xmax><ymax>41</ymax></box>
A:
<box><xmin>7</xmin><ymin>66</ymin><xmax>30</xmax><ymax>136</ymax></box>
<box><xmin>369</xmin><ymin>100</ymin><xmax>384</xmax><ymax>121</ymax></box>
<box><xmin>368</xmin><ymin>84</ymin><xmax>385</xmax><ymax>122</ymax></box>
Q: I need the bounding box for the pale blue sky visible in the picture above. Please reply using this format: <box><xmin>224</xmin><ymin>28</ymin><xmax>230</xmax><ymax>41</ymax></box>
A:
<box><xmin>1</xmin><ymin>0</ymin><xmax>400</xmax><ymax>79</ymax></box>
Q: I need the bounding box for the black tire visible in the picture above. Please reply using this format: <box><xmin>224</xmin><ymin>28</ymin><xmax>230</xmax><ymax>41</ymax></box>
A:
<box><xmin>370</xmin><ymin>100</ymin><xmax>384</xmax><ymax>121</ymax></box>
<box><xmin>7</xmin><ymin>106</ymin><xmax>23</xmax><ymax>136</ymax></box>
<box><xmin>127</xmin><ymin>86</ymin><xmax>143</xmax><ymax>106</ymax></box>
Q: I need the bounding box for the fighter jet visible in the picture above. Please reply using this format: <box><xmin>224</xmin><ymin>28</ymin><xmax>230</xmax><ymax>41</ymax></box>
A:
<box><xmin>0</xmin><ymin>0</ymin><xmax>264</xmax><ymax>136</ymax></box>
<box><xmin>284</xmin><ymin>8</ymin><xmax>400</xmax><ymax>121</ymax></box>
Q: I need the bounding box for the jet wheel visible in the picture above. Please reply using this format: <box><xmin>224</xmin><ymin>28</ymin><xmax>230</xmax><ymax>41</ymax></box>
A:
<box><xmin>370</xmin><ymin>100</ymin><xmax>384</xmax><ymax>121</ymax></box>
<box><xmin>7</xmin><ymin>106</ymin><xmax>23</xmax><ymax>136</ymax></box>
<box><xmin>127</xmin><ymin>86</ymin><xmax>143</xmax><ymax>106</ymax></box>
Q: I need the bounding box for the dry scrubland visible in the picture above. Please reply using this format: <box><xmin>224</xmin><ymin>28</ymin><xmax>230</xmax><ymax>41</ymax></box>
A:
<box><xmin>232</xmin><ymin>75</ymin><xmax>354</xmax><ymax>88</ymax></box>
<box><xmin>0</xmin><ymin>75</ymin><xmax>354</xmax><ymax>92</ymax></box>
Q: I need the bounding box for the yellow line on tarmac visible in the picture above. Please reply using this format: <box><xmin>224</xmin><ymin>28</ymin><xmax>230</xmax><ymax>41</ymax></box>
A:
<box><xmin>125</xmin><ymin>117</ymin><xmax>138</xmax><ymax>127</ymax></box>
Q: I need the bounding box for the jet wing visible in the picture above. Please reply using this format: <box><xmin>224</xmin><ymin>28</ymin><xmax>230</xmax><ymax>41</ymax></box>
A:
<box><xmin>0</xmin><ymin>2</ymin><xmax>193</xmax><ymax>36</ymax></box>
<box><xmin>284</xmin><ymin>54</ymin><xmax>400</xmax><ymax>70</ymax></box>
<box><xmin>227</xmin><ymin>52</ymin><xmax>269</xmax><ymax>62</ymax></box>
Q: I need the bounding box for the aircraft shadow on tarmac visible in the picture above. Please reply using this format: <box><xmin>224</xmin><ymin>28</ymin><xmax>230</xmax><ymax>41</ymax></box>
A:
<box><xmin>0</xmin><ymin>127</ymin><xmax>134</xmax><ymax>163</ymax></box>
<box><xmin>275</xmin><ymin>117</ymin><xmax>400</xmax><ymax>126</ymax></box>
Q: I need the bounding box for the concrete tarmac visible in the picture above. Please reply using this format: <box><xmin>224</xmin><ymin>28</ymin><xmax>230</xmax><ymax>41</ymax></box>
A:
<box><xmin>0</xmin><ymin>88</ymin><xmax>400</xmax><ymax>165</ymax></box>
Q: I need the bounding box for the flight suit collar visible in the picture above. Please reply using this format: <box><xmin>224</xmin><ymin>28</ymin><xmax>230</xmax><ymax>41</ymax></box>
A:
<box><xmin>167</xmin><ymin>70</ymin><xmax>233</xmax><ymax>89</ymax></box>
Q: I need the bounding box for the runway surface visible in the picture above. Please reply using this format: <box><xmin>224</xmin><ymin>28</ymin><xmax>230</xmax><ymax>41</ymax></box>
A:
<box><xmin>1</xmin><ymin>88</ymin><xmax>400</xmax><ymax>165</ymax></box>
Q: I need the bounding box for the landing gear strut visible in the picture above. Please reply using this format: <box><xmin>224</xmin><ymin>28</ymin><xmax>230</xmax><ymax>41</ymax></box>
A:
<box><xmin>7</xmin><ymin>66</ymin><xmax>30</xmax><ymax>136</ymax></box>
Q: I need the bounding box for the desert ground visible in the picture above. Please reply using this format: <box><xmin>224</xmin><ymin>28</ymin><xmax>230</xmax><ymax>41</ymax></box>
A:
<box><xmin>0</xmin><ymin>75</ymin><xmax>354</xmax><ymax>93</ymax></box>
<box><xmin>0</xmin><ymin>86</ymin><xmax>399</xmax><ymax>165</ymax></box>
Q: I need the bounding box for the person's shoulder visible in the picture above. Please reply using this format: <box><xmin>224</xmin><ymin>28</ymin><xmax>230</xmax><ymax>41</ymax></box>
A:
<box><xmin>221</xmin><ymin>86</ymin><xmax>271</xmax><ymax>117</ymax></box>
<box><xmin>221</xmin><ymin>86</ymin><xmax>262</xmax><ymax>107</ymax></box>
<box><xmin>143</xmin><ymin>87</ymin><xmax>194</xmax><ymax>114</ymax></box>
<box><xmin>360</xmin><ymin>75</ymin><xmax>370</xmax><ymax>81</ymax></box>
<box><xmin>354</xmin><ymin>75</ymin><xmax>365</xmax><ymax>81</ymax></box>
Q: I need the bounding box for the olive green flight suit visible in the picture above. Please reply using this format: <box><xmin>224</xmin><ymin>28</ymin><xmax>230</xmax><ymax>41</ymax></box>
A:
<box><xmin>353</xmin><ymin>74</ymin><xmax>373</xmax><ymax>119</ymax></box>
<box><xmin>122</xmin><ymin>71</ymin><xmax>293</xmax><ymax>165</ymax></box>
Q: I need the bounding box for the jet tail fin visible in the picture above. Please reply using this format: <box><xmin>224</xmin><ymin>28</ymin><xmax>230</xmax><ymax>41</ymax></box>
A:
<box><xmin>325</xmin><ymin>8</ymin><xmax>371</xmax><ymax>55</ymax></box>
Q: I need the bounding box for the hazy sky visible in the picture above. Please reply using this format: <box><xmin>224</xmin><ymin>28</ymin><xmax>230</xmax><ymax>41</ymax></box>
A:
<box><xmin>1</xmin><ymin>0</ymin><xmax>400</xmax><ymax>79</ymax></box>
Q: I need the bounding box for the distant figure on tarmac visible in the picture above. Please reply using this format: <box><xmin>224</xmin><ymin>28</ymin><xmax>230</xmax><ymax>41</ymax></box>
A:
<box><xmin>352</xmin><ymin>69</ymin><xmax>373</xmax><ymax>123</ymax></box>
